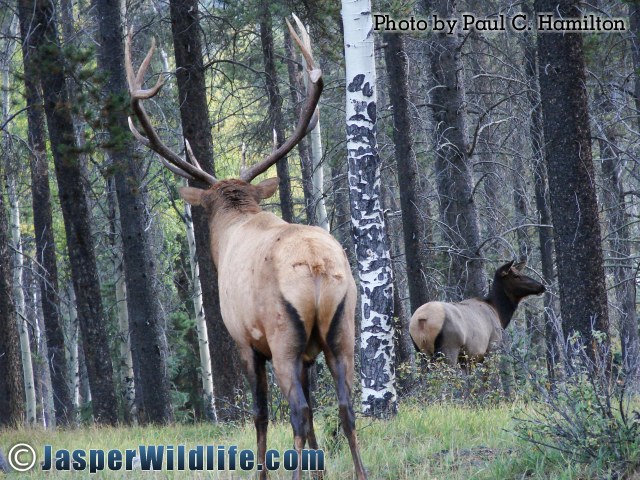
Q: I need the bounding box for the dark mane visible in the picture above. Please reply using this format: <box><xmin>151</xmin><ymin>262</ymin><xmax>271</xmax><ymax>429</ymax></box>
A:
<box><xmin>212</xmin><ymin>179</ymin><xmax>262</xmax><ymax>214</ymax></box>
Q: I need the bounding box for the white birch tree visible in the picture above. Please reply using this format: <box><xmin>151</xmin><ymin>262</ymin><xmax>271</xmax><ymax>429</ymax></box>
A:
<box><xmin>63</xmin><ymin>284</ymin><xmax>80</xmax><ymax>415</ymax></box>
<box><xmin>184</xmin><ymin>203</ymin><xmax>217</xmax><ymax>421</ymax></box>
<box><xmin>302</xmin><ymin>53</ymin><xmax>329</xmax><ymax>231</ymax></box>
<box><xmin>341</xmin><ymin>0</ymin><xmax>397</xmax><ymax>417</ymax></box>
<box><xmin>7</xmin><ymin>179</ymin><xmax>37</xmax><ymax>425</ymax></box>
<box><xmin>2</xmin><ymin>16</ymin><xmax>36</xmax><ymax>424</ymax></box>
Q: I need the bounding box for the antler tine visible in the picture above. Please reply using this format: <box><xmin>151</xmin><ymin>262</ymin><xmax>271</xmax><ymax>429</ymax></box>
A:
<box><xmin>289</xmin><ymin>14</ymin><xmax>313</xmax><ymax>69</ymax></box>
<box><xmin>240</xmin><ymin>15</ymin><xmax>323</xmax><ymax>183</ymax></box>
<box><xmin>125</xmin><ymin>30</ymin><xmax>217</xmax><ymax>186</ymax></box>
<box><xmin>184</xmin><ymin>139</ymin><xmax>202</xmax><ymax>171</ymax></box>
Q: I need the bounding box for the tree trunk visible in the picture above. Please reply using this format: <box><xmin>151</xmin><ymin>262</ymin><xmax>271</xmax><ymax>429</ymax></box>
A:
<box><xmin>95</xmin><ymin>0</ymin><xmax>172</xmax><ymax>424</ymax></box>
<box><xmin>284</xmin><ymin>28</ymin><xmax>316</xmax><ymax>226</ymax></box>
<box><xmin>342</xmin><ymin>0</ymin><xmax>397</xmax><ymax>417</ymax></box>
<box><xmin>184</xmin><ymin>203</ymin><xmax>217</xmax><ymax>421</ymax></box>
<box><xmin>423</xmin><ymin>0</ymin><xmax>486</xmax><ymax>300</ymax></box>
<box><xmin>383</xmin><ymin>32</ymin><xmax>431</xmax><ymax>313</ymax></box>
<box><xmin>17</xmin><ymin>10</ymin><xmax>73</xmax><ymax>424</ymax></box>
<box><xmin>596</xmin><ymin>91</ymin><xmax>640</xmax><ymax>384</ymax></box>
<box><xmin>289</xmin><ymin>24</ymin><xmax>329</xmax><ymax>230</ymax></box>
<box><xmin>535</xmin><ymin>0</ymin><xmax>610</xmax><ymax>355</ymax></box>
<box><xmin>0</xmin><ymin>174</ymin><xmax>25</xmax><ymax>427</ymax></box>
<box><xmin>106</xmin><ymin>178</ymin><xmax>137</xmax><ymax>423</ymax></box>
<box><xmin>2</xmin><ymin>16</ymin><xmax>36</xmax><ymax>426</ymax></box>
<box><xmin>63</xmin><ymin>283</ymin><xmax>80</xmax><ymax>416</ymax></box>
<box><xmin>7</xmin><ymin>179</ymin><xmax>37</xmax><ymax>425</ymax></box>
<box><xmin>17</xmin><ymin>0</ymin><xmax>118</xmax><ymax>425</ymax></box>
<box><xmin>169</xmin><ymin>0</ymin><xmax>243</xmax><ymax>421</ymax></box>
<box><xmin>521</xmin><ymin>2</ymin><xmax>562</xmax><ymax>379</ymax></box>
<box><xmin>629</xmin><ymin>2</ymin><xmax>640</xmax><ymax>127</ymax></box>
<box><xmin>259</xmin><ymin>1</ymin><xmax>294</xmax><ymax>222</ymax></box>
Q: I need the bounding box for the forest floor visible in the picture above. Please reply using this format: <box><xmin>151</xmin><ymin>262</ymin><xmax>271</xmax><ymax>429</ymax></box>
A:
<box><xmin>1</xmin><ymin>400</ymin><xmax>587</xmax><ymax>479</ymax></box>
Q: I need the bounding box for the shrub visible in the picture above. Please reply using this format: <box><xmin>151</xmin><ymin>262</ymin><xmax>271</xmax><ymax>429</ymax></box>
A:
<box><xmin>512</xmin><ymin>331</ymin><xmax>640</xmax><ymax>479</ymax></box>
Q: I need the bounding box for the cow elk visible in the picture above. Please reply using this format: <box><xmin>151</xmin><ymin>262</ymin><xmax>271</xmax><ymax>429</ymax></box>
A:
<box><xmin>125</xmin><ymin>17</ymin><xmax>367</xmax><ymax>480</ymax></box>
<box><xmin>409</xmin><ymin>261</ymin><xmax>545</xmax><ymax>369</ymax></box>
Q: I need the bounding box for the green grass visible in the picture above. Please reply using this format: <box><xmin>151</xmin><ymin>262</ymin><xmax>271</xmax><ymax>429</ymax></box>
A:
<box><xmin>0</xmin><ymin>401</ymin><xmax>586</xmax><ymax>479</ymax></box>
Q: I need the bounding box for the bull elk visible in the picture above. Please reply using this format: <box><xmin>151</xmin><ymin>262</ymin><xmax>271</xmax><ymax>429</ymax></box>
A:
<box><xmin>125</xmin><ymin>17</ymin><xmax>367</xmax><ymax>480</ymax></box>
<box><xmin>409</xmin><ymin>261</ymin><xmax>545</xmax><ymax>368</ymax></box>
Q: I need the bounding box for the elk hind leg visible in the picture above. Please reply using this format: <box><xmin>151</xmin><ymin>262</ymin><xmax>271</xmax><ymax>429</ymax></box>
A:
<box><xmin>273</xmin><ymin>357</ymin><xmax>310</xmax><ymax>480</ymax></box>
<box><xmin>301</xmin><ymin>360</ymin><xmax>323</xmax><ymax>479</ymax></box>
<box><xmin>242</xmin><ymin>349</ymin><xmax>269</xmax><ymax>480</ymax></box>
<box><xmin>321</xmin><ymin>304</ymin><xmax>367</xmax><ymax>479</ymax></box>
<box><xmin>272</xmin><ymin>302</ymin><xmax>314</xmax><ymax>479</ymax></box>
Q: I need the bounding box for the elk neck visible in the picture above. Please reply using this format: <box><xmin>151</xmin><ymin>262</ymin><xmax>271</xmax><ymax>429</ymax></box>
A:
<box><xmin>484</xmin><ymin>279</ymin><xmax>518</xmax><ymax>329</ymax></box>
<box><xmin>207</xmin><ymin>200</ymin><xmax>285</xmax><ymax>267</ymax></box>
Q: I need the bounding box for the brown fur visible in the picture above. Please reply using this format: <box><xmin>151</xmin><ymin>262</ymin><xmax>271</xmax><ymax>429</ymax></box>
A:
<box><xmin>180</xmin><ymin>178</ymin><xmax>367</xmax><ymax>480</ymax></box>
<box><xmin>409</xmin><ymin>261</ymin><xmax>545</xmax><ymax>367</ymax></box>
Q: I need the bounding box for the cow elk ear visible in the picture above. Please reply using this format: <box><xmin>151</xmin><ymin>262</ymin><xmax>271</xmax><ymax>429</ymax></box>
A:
<box><xmin>500</xmin><ymin>260</ymin><xmax>515</xmax><ymax>277</ymax></box>
<box><xmin>514</xmin><ymin>261</ymin><xmax>526</xmax><ymax>272</ymax></box>
<box><xmin>255</xmin><ymin>177</ymin><xmax>280</xmax><ymax>200</ymax></box>
<box><xmin>179</xmin><ymin>187</ymin><xmax>205</xmax><ymax>206</ymax></box>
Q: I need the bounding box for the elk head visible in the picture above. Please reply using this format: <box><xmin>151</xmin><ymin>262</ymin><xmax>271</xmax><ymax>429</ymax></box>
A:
<box><xmin>496</xmin><ymin>260</ymin><xmax>546</xmax><ymax>301</ymax></box>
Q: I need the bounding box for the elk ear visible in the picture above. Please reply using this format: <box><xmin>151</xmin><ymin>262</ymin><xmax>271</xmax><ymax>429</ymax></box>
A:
<box><xmin>500</xmin><ymin>260</ymin><xmax>515</xmax><ymax>276</ymax></box>
<box><xmin>179</xmin><ymin>187</ymin><xmax>204</xmax><ymax>206</ymax></box>
<box><xmin>255</xmin><ymin>177</ymin><xmax>280</xmax><ymax>200</ymax></box>
<box><xmin>514</xmin><ymin>261</ymin><xmax>526</xmax><ymax>272</ymax></box>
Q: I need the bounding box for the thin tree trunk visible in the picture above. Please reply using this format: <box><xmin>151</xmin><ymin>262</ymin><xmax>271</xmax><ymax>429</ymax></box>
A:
<box><xmin>96</xmin><ymin>0</ymin><xmax>172</xmax><ymax>424</ymax></box>
<box><xmin>169</xmin><ymin>0</ymin><xmax>243</xmax><ymax>421</ymax></box>
<box><xmin>596</xmin><ymin>91</ymin><xmax>640</xmax><ymax>384</ymax></box>
<box><xmin>309</xmin><ymin>119</ymin><xmax>328</xmax><ymax>230</ymax></box>
<box><xmin>423</xmin><ymin>0</ymin><xmax>486</xmax><ymax>300</ymax></box>
<box><xmin>7</xmin><ymin>179</ymin><xmax>37</xmax><ymax>425</ymax></box>
<box><xmin>0</xmin><ymin>174</ymin><xmax>25</xmax><ymax>427</ymax></box>
<box><xmin>2</xmin><ymin>15</ymin><xmax>35</xmax><ymax>426</ymax></box>
<box><xmin>382</xmin><ymin>186</ymin><xmax>415</xmax><ymax>389</ymax></box>
<box><xmin>629</xmin><ymin>2</ymin><xmax>640</xmax><ymax>125</ymax></box>
<box><xmin>383</xmin><ymin>32</ymin><xmax>431</xmax><ymax>313</ymax></box>
<box><xmin>64</xmin><ymin>283</ymin><xmax>80</xmax><ymax>416</ymax></box>
<box><xmin>284</xmin><ymin>29</ymin><xmax>316</xmax><ymax>226</ymax></box>
<box><xmin>106</xmin><ymin>178</ymin><xmax>137</xmax><ymax>423</ymax></box>
<box><xmin>535</xmin><ymin>0</ymin><xmax>610</xmax><ymax>356</ymax></box>
<box><xmin>521</xmin><ymin>2</ymin><xmax>561</xmax><ymax>379</ymax></box>
<box><xmin>259</xmin><ymin>1</ymin><xmax>294</xmax><ymax>222</ymax></box>
<box><xmin>184</xmin><ymin>203</ymin><xmax>216</xmax><ymax>421</ymax></box>
<box><xmin>35</xmin><ymin>299</ymin><xmax>55</xmax><ymax>428</ymax></box>
<box><xmin>342</xmin><ymin>0</ymin><xmax>397</xmax><ymax>417</ymax></box>
<box><xmin>298</xmin><ymin>26</ymin><xmax>329</xmax><ymax>230</ymax></box>
<box><xmin>18</xmin><ymin>0</ymin><xmax>118</xmax><ymax>425</ymax></box>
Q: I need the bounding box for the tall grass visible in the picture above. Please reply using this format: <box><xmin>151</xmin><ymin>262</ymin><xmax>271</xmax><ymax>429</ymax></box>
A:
<box><xmin>1</xmin><ymin>399</ymin><xmax>588</xmax><ymax>479</ymax></box>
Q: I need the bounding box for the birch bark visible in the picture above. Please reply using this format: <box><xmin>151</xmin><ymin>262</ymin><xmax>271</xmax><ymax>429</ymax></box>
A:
<box><xmin>184</xmin><ymin>203</ymin><xmax>217</xmax><ymax>421</ymax></box>
<box><xmin>341</xmin><ymin>0</ymin><xmax>396</xmax><ymax>417</ymax></box>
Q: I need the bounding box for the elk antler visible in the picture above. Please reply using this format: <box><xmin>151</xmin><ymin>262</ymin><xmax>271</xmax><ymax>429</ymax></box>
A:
<box><xmin>239</xmin><ymin>14</ymin><xmax>323</xmax><ymax>183</ymax></box>
<box><xmin>125</xmin><ymin>30</ymin><xmax>217</xmax><ymax>186</ymax></box>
